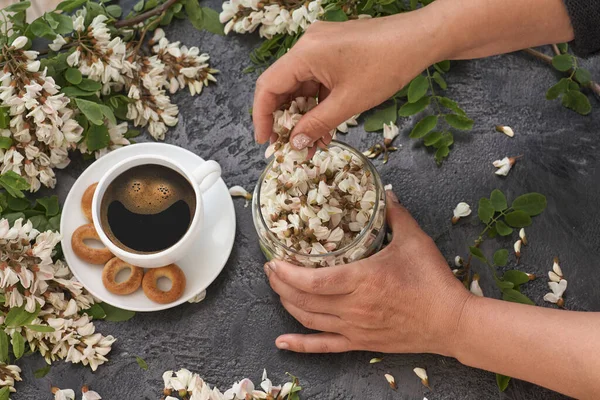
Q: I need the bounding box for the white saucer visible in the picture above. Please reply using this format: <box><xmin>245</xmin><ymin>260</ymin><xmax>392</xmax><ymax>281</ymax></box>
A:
<box><xmin>60</xmin><ymin>143</ymin><xmax>236</xmax><ymax>312</ymax></box>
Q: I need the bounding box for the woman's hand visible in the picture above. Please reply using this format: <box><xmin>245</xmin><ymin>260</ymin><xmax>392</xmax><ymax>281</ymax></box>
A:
<box><xmin>252</xmin><ymin>11</ymin><xmax>445</xmax><ymax>151</ymax></box>
<box><xmin>263</xmin><ymin>190</ymin><xmax>471</xmax><ymax>355</ymax></box>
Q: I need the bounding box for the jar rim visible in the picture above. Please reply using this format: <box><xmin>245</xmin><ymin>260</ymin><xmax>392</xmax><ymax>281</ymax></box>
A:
<box><xmin>253</xmin><ymin>140</ymin><xmax>385</xmax><ymax>259</ymax></box>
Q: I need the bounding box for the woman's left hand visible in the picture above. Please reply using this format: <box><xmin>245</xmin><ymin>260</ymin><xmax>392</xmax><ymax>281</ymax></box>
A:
<box><xmin>264</xmin><ymin>190</ymin><xmax>471</xmax><ymax>356</ymax></box>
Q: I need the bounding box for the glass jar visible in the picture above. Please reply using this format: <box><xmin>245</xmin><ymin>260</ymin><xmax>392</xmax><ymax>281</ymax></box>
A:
<box><xmin>252</xmin><ymin>141</ymin><xmax>386</xmax><ymax>268</ymax></box>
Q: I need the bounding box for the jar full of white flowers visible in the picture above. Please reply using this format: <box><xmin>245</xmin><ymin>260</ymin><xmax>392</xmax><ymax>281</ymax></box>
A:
<box><xmin>252</xmin><ymin>141</ymin><xmax>387</xmax><ymax>268</ymax></box>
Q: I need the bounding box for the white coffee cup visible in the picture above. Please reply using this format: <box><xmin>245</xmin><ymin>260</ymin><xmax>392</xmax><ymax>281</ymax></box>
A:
<box><xmin>91</xmin><ymin>153</ymin><xmax>221</xmax><ymax>268</ymax></box>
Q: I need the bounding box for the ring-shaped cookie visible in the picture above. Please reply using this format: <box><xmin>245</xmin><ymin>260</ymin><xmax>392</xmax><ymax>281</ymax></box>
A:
<box><xmin>81</xmin><ymin>182</ymin><xmax>98</xmax><ymax>223</ymax></box>
<box><xmin>71</xmin><ymin>224</ymin><xmax>113</xmax><ymax>265</ymax></box>
<box><xmin>102</xmin><ymin>257</ymin><xmax>144</xmax><ymax>295</ymax></box>
<box><xmin>142</xmin><ymin>264</ymin><xmax>186</xmax><ymax>304</ymax></box>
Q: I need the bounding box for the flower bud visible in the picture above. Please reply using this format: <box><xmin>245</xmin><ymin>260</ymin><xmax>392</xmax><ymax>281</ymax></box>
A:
<box><xmin>413</xmin><ymin>367</ymin><xmax>431</xmax><ymax>389</ymax></box>
<box><xmin>454</xmin><ymin>256</ymin><xmax>464</xmax><ymax>267</ymax></box>
<box><xmin>514</xmin><ymin>239</ymin><xmax>522</xmax><ymax>262</ymax></box>
<box><xmin>519</xmin><ymin>228</ymin><xmax>527</xmax><ymax>245</ymax></box>
<box><xmin>384</xmin><ymin>373</ymin><xmax>397</xmax><ymax>390</ymax></box>
<box><xmin>452</xmin><ymin>202</ymin><xmax>471</xmax><ymax>224</ymax></box>
<box><xmin>370</xmin><ymin>357</ymin><xmax>382</xmax><ymax>364</ymax></box>
<box><xmin>229</xmin><ymin>185</ymin><xmax>252</xmax><ymax>200</ymax></box>
<box><xmin>178</xmin><ymin>389</ymin><xmax>188</xmax><ymax>397</ymax></box>
<box><xmin>470</xmin><ymin>274</ymin><xmax>484</xmax><ymax>297</ymax></box>
<box><xmin>552</xmin><ymin>257</ymin><xmax>563</xmax><ymax>277</ymax></box>
<box><xmin>495</xmin><ymin>125</ymin><xmax>514</xmax><ymax>137</ymax></box>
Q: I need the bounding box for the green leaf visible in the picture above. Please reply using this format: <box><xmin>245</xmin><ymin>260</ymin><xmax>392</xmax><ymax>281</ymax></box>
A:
<box><xmin>0</xmin><ymin>171</ymin><xmax>29</xmax><ymax>198</ymax></box>
<box><xmin>493</xmin><ymin>249</ymin><xmax>509</xmax><ymax>267</ymax></box>
<box><xmin>445</xmin><ymin>114</ymin><xmax>473</xmax><ymax>130</ymax></box>
<box><xmin>496</xmin><ymin>374</ymin><xmax>511</xmax><ymax>392</ymax></box>
<box><xmin>434</xmin><ymin>146</ymin><xmax>450</xmax><ymax>164</ymax></box>
<box><xmin>503</xmin><ymin>270</ymin><xmax>530</xmax><ymax>286</ymax></box>
<box><xmin>504</xmin><ymin>210</ymin><xmax>532</xmax><ymax>228</ymax></box>
<box><xmin>133</xmin><ymin>0</ymin><xmax>145</xmax><ymax>11</ymax></box>
<box><xmin>324</xmin><ymin>8</ymin><xmax>348</xmax><ymax>21</ymax></box>
<box><xmin>433</xmin><ymin>131</ymin><xmax>453</xmax><ymax>149</ymax></box>
<box><xmin>57</xmin><ymin>0</ymin><xmax>87</xmax><ymax>12</ymax></box>
<box><xmin>75</xmin><ymin>98</ymin><xmax>104</xmax><ymax>125</ymax></box>
<box><xmin>502</xmin><ymin>288</ymin><xmax>535</xmax><ymax>305</ymax></box>
<box><xmin>83</xmin><ymin>303</ymin><xmax>107</xmax><ymax>319</ymax></box>
<box><xmin>124</xmin><ymin>129</ymin><xmax>141</xmax><ymax>139</ymax></box>
<box><xmin>65</xmin><ymin>68</ymin><xmax>82</xmax><ymax>85</ymax></box>
<box><xmin>546</xmin><ymin>78</ymin><xmax>569</xmax><ymax>100</ymax></box>
<box><xmin>200</xmin><ymin>7</ymin><xmax>224</xmax><ymax>35</ymax></box>
<box><xmin>98</xmin><ymin>104</ymin><xmax>116</xmax><ymax>125</ymax></box>
<box><xmin>61</xmin><ymin>86</ymin><xmax>97</xmax><ymax>98</ymax></box>
<box><xmin>0</xmin><ymin>386</ymin><xmax>8</xmax><ymax>400</ymax></box>
<box><xmin>575</xmin><ymin>68</ymin><xmax>592</xmax><ymax>85</ymax></box>
<box><xmin>423</xmin><ymin>131</ymin><xmax>442</xmax><ymax>146</ymax></box>
<box><xmin>409</xmin><ymin>115</ymin><xmax>438</xmax><ymax>139</ymax></box>
<box><xmin>490</xmin><ymin>189</ymin><xmax>507</xmax><ymax>211</ymax></box>
<box><xmin>407</xmin><ymin>75</ymin><xmax>429</xmax><ymax>103</ymax></box>
<box><xmin>183</xmin><ymin>0</ymin><xmax>203</xmax><ymax>30</ymax></box>
<box><xmin>478</xmin><ymin>198</ymin><xmax>495</xmax><ymax>224</ymax></box>
<box><xmin>86</xmin><ymin>124</ymin><xmax>110</xmax><ymax>152</ymax></box>
<box><xmin>136</xmin><ymin>356</ymin><xmax>149</xmax><ymax>370</ymax></box>
<box><xmin>76</xmin><ymin>79</ymin><xmax>102</xmax><ymax>92</ymax></box>
<box><xmin>552</xmin><ymin>54</ymin><xmax>573</xmax><ymax>72</ymax></box>
<box><xmin>36</xmin><ymin>196</ymin><xmax>59</xmax><ymax>217</ymax></box>
<box><xmin>556</xmin><ymin>43</ymin><xmax>568</xmax><ymax>53</ymax></box>
<box><xmin>27</xmin><ymin>18</ymin><xmax>55</xmax><ymax>39</ymax></box>
<box><xmin>11</xmin><ymin>332</ymin><xmax>25</xmax><ymax>359</ymax></box>
<box><xmin>495</xmin><ymin>278</ymin><xmax>514</xmax><ymax>290</ymax></box>
<box><xmin>561</xmin><ymin>89</ymin><xmax>591</xmax><ymax>115</ymax></box>
<box><xmin>44</xmin><ymin>12</ymin><xmax>73</xmax><ymax>35</ymax></box>
<box><xmin>435</xmin><ymin>60</ymin><xmax>450</xmax><ymax>72</ymax></box>
<box><xmin>5</xmin><ymin>304</ymin><xmax>40</xmax><ymax>327</ymax></box>
<box><xmin>48</xmin><ymin>214</ymin><xmax>60</xmax><ymax>231</ymax></box>
<box><xmin>3</xmin><ymin>1</ymin><xmax>31</xmax><ymax>12</ymax></box>
<box><xmin>25</xmin><ymin>324</ymin><xmax>55</xmax><ymax>333</ymax></box>
<box><xmin>0</xmin><ymin>137</ymin><xmax>12</xmax><ymax>149</ymax></box>
<box><xmin>495</xmin><ymin>220</ymin><xmax>513</xmax><ymax>236</ymax></box>
<box><xmin>0</xmin><ymin>331</ymin><xmax>8</xmax><ymax>363</ymax></box>
<box><xmin>398</xmin><ymin>96</ymin><xmax>430</xmax><ymax>117</ymax></box>
<box><xmin>106</xmin><ymin>4</ymin><xmax>122</xmax><ymax>18</ymax></box>
<box><xmin>511</xmin><ymin>193</ymin><xmax>547</xmax><ymax>216</ymax></box>
<box><xmin>0</xmin><ymin>107</ymin><xmax>9</xmax><ymax>129</ymax></box>
<box><xmin>144</xmin><ymin>0</ymin><xmax>158</xmax><ymax>10</ymax></box>
<box><xmin>432</xmin><ymin>71</ymin><xmax>447</xmax><ymax>90</ymax></box>
<box><xmin>28</xmin><ymin>215</ymin><xmax>49</xmax><ymax>232</ymax></box>
<box><xmin>101</xmin><ymin>303</ymin><xmax>136</xmax><ymax>322</ymax></box>
<box><xmin>34</xmin><ymin>365</ymin><xmax>51</xmax><ymax>378</ymax></box>
<box><xmin>7</xmin><ymin>195</ymin><xmax>29</xmax><ymax>212</ymax></box>
<box><xmin>364</xmin><ymin>103</ymin><xmax>397</xmax><ymax>132</ymax></box>
<box><xmin>469</xmin><ymin>246</ymin><xmax>486</xmax><ymax>262</ymax></box>
<box><xmin>438</xmin><ymin>97</ymin><xmax>467</xmax><ymax>116</ymax></box>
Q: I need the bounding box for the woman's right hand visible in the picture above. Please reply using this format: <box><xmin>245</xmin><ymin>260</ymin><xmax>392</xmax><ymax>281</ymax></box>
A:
<box><xmin>252</xmin><ymin>10</ymin><xmax>447</xmax><ymax>151</ymax></box>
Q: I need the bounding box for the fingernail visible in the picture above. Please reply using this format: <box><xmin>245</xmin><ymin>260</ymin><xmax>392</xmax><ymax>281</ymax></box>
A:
<box><xmin>386</xmin><ymin>189</ymin><xmax>399</xmax><ymax>203</ymax></box>
<box><xmin>263</xmin><ymin>263</ymin><xmax>271</xmax><ymax>277</ymax></box>
<box><xmin>268</xmin><ymin>261</ymin><xmax>277</xmax><ymax>273</ymax></box>
<box><xmin>292</xmin><ymin>134</ymin><xmax>312</xmax><ymax>150</ymax></box>
<box><xmin>277</xmin><ymin>341</ymin><xmax>289</xmax><ymax>350</ymax></box>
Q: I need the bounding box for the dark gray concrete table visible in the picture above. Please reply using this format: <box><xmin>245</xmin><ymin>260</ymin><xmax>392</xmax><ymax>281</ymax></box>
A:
<box><xmin>14</xmin><ymin>3</ymin><xmax>600</xmax><ymax>399</ymax></box>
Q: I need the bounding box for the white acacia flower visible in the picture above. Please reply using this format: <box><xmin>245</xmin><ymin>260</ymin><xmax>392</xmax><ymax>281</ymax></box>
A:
<box><xmin>454</xmin><ymin>256</ymin><xmax>463</xmax><ymax>267</ymax></box>
<box><xmin>229</xmin><ymin>185</ymin><xmax>252</xmax><ymax>200</ymax></box>
<box><xmin>53</xmin><ymin>388</ymin><xmax>76</xmax><ymax>400</ymax></box>
<box><xmin>224</xmin><ymin>378</ymin><xmax>255</xmax><ymax>399</ymax></box>
<box><xmin>493</xmin><ymin>156</ymin><xmax>517</xmax><ymax>176</ymax></box>
<box><xmin>49</xmin><ymin>35</ymin><xmax>67</xmax><ymax>51</ymax></box>
<box><xmin>543</xmin><ymin>279</ymin><xmax>567</xmax><ymax>307</ymax></box>
<box><xmin>514</xmin><ymin>239</ymin><xmax>522</xmax><ymax>261</ymax></box>
<box><xmin>383</xmin><ymin>122</ymin><xmax>399</xmax><ymax>145</ymax></box>
<box><xmin>452</xmin><ymin>202</ymin><xmax>471</xmax><ymax>223</ymax></box>
<box><xmin>11</xmin><ymin>36</ymin><xmax>27</xmax><ymax>50</ymax></box>
<box><xmin>495</xmin><ymin>125</ymin><xmax>514</xmax><ymax>137</ymax></box>
<box><xmin>384</xmin><ymin>373</ymin><xmax>397</xmax><ymax>390</ymax></box>
<box><xmin>82</xmin><ymin>386</ymin><xmax>102</xmax><ymax>400</ymax></box>
<box><xmin>470</xmin><ymin>274</ymin><xmax>484</xmax><ymax>297</ymax></box>
<box><xmin>336</xmin><ymin>114</ymin><xmax>360</xmax><ymax>133</ymax></box>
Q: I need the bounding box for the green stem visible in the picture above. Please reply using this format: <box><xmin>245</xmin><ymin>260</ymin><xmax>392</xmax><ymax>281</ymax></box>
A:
<box><xmin>425</xmin><ymin>67</ymin><xmax>443</xmax><ymax>116</ymax></box>
<box><xmin>478</xmin><ymin>208</ymin><xmax>512</xmax><ymax>241</ymax></box>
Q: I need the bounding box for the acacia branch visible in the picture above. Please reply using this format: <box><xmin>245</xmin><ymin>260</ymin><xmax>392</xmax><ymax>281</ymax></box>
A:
<box><xmin>523</xmin><ymin>47</ymin><xmax>600</xmax><ymax>99</ymax></box>
<box><xmin>114</xmin><ymin>0</ymin><xmax>178</xmax><ymax>28</ymax></box>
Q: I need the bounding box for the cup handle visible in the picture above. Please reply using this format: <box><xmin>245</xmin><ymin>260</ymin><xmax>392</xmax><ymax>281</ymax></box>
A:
<box><xmin>192</xmin><ymin>160</ymin><xmax>221</xmax><ymax>194</ymax></box>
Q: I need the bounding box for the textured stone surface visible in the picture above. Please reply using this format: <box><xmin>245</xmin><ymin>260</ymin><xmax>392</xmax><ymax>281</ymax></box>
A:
<box><xmin>14</xmin><ymin>3</ymin><xmax>600</xmax><ymax>399</ymax></box>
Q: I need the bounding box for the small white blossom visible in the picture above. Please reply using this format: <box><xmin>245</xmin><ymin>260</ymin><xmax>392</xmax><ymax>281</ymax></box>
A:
<box><xmin>514</xmin><ymin>239</ymin><xmax>522</xmax><ymax>261</ymax></box>
<box><xmin>493</xmin><ymin>156</ymin><xmax>517</xmax><ymax>176</ymax></box>
<box><xmin>519</xmin><ymin>228</ymin><xmax>527</xmax><ymax>245</ymax></box>
<box><xmin>470</xmin><ymin>274</ymin><xmax>484</xmax><ymax>297</ymax></box>
<box><xmin>543</xmin><ymin>279</ymin><xmax>567</xmax><ymax>307</ymax></box>
<box><xmin>452</xmin><ymin>202</ymin><xmax>471</xmax><ymax>223</ymax></box>
<box><xmin>383</xmin><ymin>122</ymin><xmax>399</xmax><ymax>145</ymax></box>
<box><xmin>454</xmin><ymin>256</ymin><xmax>463</xmax><ymax>267</ymax></box>
<box><xmin>413</xmin><ymin>367</ymin><xmax>431</xmax><ymax>389</ymax></box>
<box><xmin>53</xmin><ymin>388</ymin><xmax>76</xmax><ymax>400</ymax></box>
<box><xmin>384</xmin><ymin>373</ymin><xmax>397</xmax><ymax>390</ymax></box>
<box><xmin>11</xmin><ymin>36</ymin><xmax>27</xmax><ymax>50</ymax></box>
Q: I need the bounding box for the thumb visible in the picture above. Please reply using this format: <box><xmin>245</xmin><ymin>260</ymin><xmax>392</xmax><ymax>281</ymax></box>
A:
<box><xmin>290</xmin><ymin>92</ymin><xmax>350</xmax><ymax>150</ymax></box>
<box><xmin>385</xmin><ymin>190</ymin><xmax>423</xmax><ymax>236</ymax></box>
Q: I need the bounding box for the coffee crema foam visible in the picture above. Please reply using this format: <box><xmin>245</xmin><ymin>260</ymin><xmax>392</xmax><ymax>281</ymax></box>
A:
<box><xmin>100</xmin><ymin>164</ymin><xmax>197</xmax><ymax>254</ymax></box>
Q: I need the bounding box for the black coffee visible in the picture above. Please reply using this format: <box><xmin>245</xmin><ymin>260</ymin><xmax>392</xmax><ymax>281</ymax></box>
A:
<box><xmin>100</xmin><ymin>164</ymin><xmax>196</xmax><ymax>254</ymax></box>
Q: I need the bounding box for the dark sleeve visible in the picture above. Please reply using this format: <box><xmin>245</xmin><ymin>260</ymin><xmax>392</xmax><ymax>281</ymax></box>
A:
<box><xmin>563</xmin><ymin>0</ymin><xmax>600</xmax><ymax>57</ymax></box>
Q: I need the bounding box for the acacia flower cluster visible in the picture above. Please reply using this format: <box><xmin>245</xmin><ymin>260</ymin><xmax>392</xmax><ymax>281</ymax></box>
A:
<box><xmin>0</xmin><ymin>37</ymin><xmax>83</xmax><ymax>191</ymax></box>
<box><xmin>162</xmin><ymin>368</ymin><xmax>299</xmax><ymax>400</ymax></box>
<box><xmin>52</xmin><ymin>385</ymin><xmax>102</xmax><ymax>400</ymax></box>
<box><xmin>257</xmin><ymin>98</ymin><xmax>385</xmax><ymax>267</ymax></box>
<box><xmin>0</xmin><ymin>217</ymin><xmax>115</xmax><ymax>394</ymax></box>
<box><xmin>0</xmin><ymin>12</ymin><xmax>217</xmax><ymax>190</ymax></box>
<box><xmin>0</xmin><ymin>363</ymin><xmax>21</xmax><ymax>394</ymax></box>
<box><xmin>219</xmin><ymin>0</ymin><xmax>324</xmax><ymax>38</ymax></box>
<box><xmin>544</xmin><ymin>257</ymin><xmax>567</xmax><ymax>307</ymax></box>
